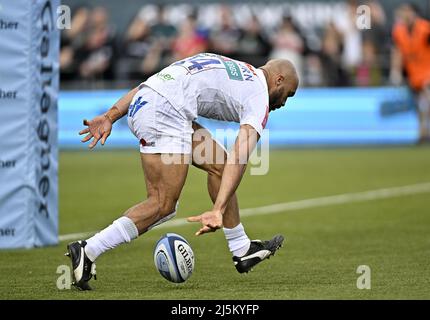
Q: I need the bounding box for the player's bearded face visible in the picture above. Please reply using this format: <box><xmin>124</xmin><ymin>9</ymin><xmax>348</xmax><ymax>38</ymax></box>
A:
<box><xmin>269</xmin><ymin>87</ymin><xmax>284</xmax><ymax>111</ymax></box>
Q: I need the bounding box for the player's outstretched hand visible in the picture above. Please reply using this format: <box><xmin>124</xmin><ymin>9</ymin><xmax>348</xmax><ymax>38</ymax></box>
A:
<box><xmin>187</xmin><ymin>210</ymin><xmax>223</xmax><ymax>236</ymax></box>
<box><xmin>79</xmin><ymin>115</ymin><xmax>112</xmax><ymax>149</ymax></box>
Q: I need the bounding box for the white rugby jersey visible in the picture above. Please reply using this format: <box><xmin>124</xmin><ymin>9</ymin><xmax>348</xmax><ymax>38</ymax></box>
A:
<box><xmin>143</xmin><ymin>53</ymin><xmax>270</xmax><ymax>135</ymax></box>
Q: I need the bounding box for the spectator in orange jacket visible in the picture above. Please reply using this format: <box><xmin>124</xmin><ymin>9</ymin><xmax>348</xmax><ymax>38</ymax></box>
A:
<box><xmin>391</xmin><ymin>3</ymin><xmax>430</xmax><ymax>144</ymax></box>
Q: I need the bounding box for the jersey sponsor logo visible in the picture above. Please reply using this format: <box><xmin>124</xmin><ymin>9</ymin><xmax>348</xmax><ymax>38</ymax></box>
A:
<box><xmin>156</xmin><ymin>72</ymin><xmax>175</xmax><ymax>81</ymax></box>
<box><xmin>240</xmin><ymin>64</ymin><xmax>254</xmax><ymax>81</ymax></box>
<box><xmin>221</xmin><ymin>58</ymin><xmax>243</xmax><ymax>81</ymax></box>
<box><xmin>244</xmin><ymin>63</ymin><xmax>257</xmax><ymax>76</ymax></box>
<box><xmin>261</xmin><ymin>105</ymin><xmax>269</xmax><ymax>129</ymax></box>
<box><xmin>128</xmin><ymin>97</ymin><xmax>147</xmax><ymax>118</ymax></box>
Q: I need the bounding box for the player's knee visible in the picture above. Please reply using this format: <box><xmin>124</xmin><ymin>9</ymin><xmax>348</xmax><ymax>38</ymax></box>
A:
<box><xmin>158</xmin><ymin>198</ymin><xmax>179</xmax><ymax>218</ymax></box>
<box><xmin>146</xmin><ymin>199</ymin><xmax>178</xmax><ymax>231</ymax></box>
<box><xmin>208</xmin><ymin>163</ymin><xmax>225</xmax><ymax>178</ymax></box>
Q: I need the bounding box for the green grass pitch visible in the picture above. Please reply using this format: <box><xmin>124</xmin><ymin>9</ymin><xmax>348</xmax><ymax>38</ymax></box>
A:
<box><xmin>0</xmin><ymin>147</ymin><xmax>430</xmax><ymax>299</ymax></box>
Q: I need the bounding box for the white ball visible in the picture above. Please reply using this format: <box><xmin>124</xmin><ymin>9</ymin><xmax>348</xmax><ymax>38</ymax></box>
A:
<box><xmin>153</xmin><ymin>233</ymin><xmax>195</xmax><ymax>283</ymax></box>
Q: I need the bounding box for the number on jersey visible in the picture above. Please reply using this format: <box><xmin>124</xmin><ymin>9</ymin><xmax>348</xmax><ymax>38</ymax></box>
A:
<box><xmin>173</xmin><ymin>54</ymin><xmax>223</xmax><ymax>74</ymax></box>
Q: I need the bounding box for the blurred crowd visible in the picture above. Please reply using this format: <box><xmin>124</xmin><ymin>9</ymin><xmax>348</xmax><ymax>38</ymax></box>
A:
<box><xmin>59</xmin><ymin>1</ymin><xmax>415</xmax><ymax>88</ymax></box>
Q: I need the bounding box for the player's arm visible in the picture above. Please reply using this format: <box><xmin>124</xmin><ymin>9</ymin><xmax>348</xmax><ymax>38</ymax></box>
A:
<box><xmin>213</xmin><ymin>124</ymin><xmax>259</xmax><ymax>213</ymax></box>
<box><xmin>105</xmin><ymin>86</ymin><xmax>140</xmax><ymax>122</ymax></box>
<box><xmin>79</xmin><ymin>86</ymin><xmax>140</xmax><ymax>149</ymax></box>
<box><xmin>187</xmin><ymin>124</ymin><xmax>260</xmax><ymax>235</ymax></box>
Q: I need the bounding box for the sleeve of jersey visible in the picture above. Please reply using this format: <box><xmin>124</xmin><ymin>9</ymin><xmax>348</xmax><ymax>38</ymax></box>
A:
<box><xmin>240</xmin><ymin>93</ymin><xmax>269</xmax><ymax>137</ymax></box>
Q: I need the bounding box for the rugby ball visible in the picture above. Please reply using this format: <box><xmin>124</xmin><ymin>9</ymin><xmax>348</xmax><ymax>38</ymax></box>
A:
<box><xmin>153</xmin><ymin>233</ymin><xmax>195</xmax><ymax>283</ymax></box>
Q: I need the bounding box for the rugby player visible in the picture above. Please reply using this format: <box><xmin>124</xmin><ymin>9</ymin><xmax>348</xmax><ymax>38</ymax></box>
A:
<box><xmin>66</xmin><ymin>53</ymin><xmax>298</xmax><ymax>290</ymax></box>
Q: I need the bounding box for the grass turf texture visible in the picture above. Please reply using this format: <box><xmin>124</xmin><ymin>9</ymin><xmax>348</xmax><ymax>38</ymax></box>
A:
<box><xmin>0</xmin><ymin>147</ymin><xmax>429</xmax><ymax>299</ymax></box>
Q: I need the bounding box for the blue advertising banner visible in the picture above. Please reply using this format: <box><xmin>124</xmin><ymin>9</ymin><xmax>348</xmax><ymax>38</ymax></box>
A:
<box><xmin>59</xmin><ymin>87</ymin><xmax>418</xmax><ymax>149</ymax></box>
<box><xmin>0</xmin><ymin>0</ymin><xmax>59</xmax><ymax>249</ymax></box>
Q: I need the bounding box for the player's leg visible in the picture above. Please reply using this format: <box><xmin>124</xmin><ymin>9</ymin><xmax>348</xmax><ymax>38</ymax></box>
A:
<box><xmin>66</xmin><ymin>85</ymin><xmax>192</xmax><ymax>290</ymax></box>
<box><xmin>417</xmin><ymin>100</ymin><xmax>428</xmax><ymax>142</ymax></box>
<box><xmin>421</xmin><ymin>85</ymin><xmax>430</xmax><ymax>140</ymax></box>
<box><xmin>85</xmin><ymin>153</ymin><xmax>189</xmax><ymax>257</ymax></box>
<box><xmin>125</xmin><ymin>153</ymin><xmax>189</xmax><ymax>234</ymax></box>
<box><xmin>191</xmin><ymin>122</ymin><xmax>283</xmax><ymax>273</ymax></box>
<box><xmin>417</xmin><ymin>85</ymin><xmax>430</xmax><ymax>142</ymax></box>
<box><xmin>66</xmin><ymin>153</ymin><xmax>189</xmax><ymax>290</ymax></box>
<box><xmin>84</xmin><ymin>85</ymin><xmax>192</xmax><ymax>254</ymax></box>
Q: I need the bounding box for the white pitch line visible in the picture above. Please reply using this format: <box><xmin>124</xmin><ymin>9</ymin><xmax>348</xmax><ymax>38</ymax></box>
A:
<box><xmin>58</xmin><ymin>182</ymin><xmax>430</xmax><ymax>242</ymax></box>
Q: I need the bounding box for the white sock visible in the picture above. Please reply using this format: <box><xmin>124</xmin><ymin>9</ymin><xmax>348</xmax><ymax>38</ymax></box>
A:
<box><xmin>223</xmin><ymin>223</ymin><xmax>251</xmax><ymax>257</ymax></box>
<box><xmin>84</xmin><ymin>216</ymin><xmax>139</xmax><ymax>262</ymax></box>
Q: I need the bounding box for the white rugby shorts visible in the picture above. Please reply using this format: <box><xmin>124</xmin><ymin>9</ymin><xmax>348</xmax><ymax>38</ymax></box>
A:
<box><xmin>127</xmin><ymin>85</ymin><xmax>194</xmax><ymax>154</ymax></box>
